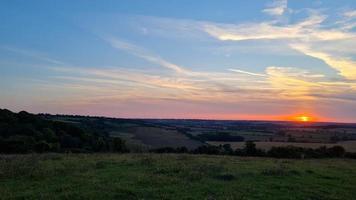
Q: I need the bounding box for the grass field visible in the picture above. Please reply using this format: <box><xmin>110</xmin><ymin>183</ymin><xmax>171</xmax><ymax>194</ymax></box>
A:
<box><xmin>1</xmin><ymin>154</ymin><xmax>356</xmax><ymax>200</ymax></box>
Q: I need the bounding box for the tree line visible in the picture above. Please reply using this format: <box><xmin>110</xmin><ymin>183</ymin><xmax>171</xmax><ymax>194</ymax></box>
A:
<box><xmin>0</xmin><ymin>109</ymin><xmax>128</xmax><ymax>153</ymax></box>
<box><xmin>150</xmin><ymin>141</ymin><xmax>356</xmax><ymax>159</ymax></box>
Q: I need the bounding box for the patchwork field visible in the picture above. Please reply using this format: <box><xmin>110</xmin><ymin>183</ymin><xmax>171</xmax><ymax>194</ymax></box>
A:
<box><xmin>132</xmin><ymin>127</ymin><xmax>203</xmax><ymax>149</ymax></box>
<box><xmin>208</xmin><ymin>141</ymin><xmax>356</xmax><ymax>152</ymax></box>
<box><xmin>1</xmin><ymin>154</ymin><xmax>356</xmax><ymax>200</ymax></box>
<box><xmin>110</xmin><ymin>126</ymin><xmax>203</xmax><ymax>150</ymax></box>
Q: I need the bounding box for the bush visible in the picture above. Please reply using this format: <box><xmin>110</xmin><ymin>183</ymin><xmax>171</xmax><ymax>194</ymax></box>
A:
<box><xmin>345</xmin><ymin>152</ymin><xmax>356</xmax><ymax>159</ymax></box>
<box><xmin>110</xmin><ymin>137</ymin><xmax>128</xmax><ymax>152</ymax></box>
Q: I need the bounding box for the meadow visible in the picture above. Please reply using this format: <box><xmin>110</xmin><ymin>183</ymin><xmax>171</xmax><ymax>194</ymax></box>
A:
<box><xmin>1</xmin><ymin>153</ymin><xmax>356</xmax><ymax>200</ymax></box>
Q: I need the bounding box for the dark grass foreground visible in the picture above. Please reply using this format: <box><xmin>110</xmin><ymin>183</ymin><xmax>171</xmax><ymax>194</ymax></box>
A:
<box><xmin>1</xmin><ymin>154</ymin><xmax>356</xmax><ymax>200</ymax></box>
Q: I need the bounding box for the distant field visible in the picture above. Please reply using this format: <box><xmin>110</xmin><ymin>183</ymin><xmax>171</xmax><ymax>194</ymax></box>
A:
<box><xmin>132</xmin><ymin>127</ymin><xmax>203</xmax><ymax>149</ymax></box>
<box><xmin>208</xmin><ymin>141</ymin><xmax>356</xmax><ymax>152</ymax></box>
<box><xmin>110</xmin><ymin>126</ymin><xmax>203</xmax><ymax>150</ymax></box>
<box><xmin>1</xmin><ymin>154</ymin><xmax>356</xmax><ymax>200</ymax></box>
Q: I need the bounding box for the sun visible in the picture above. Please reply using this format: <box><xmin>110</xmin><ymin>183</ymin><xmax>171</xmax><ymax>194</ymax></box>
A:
<box><xmin>295</xmin><ymin>115</ymin><xmax>313</xmax><ymax>122</ymax></box>
<box><xmin>298</xmin><ymin>116</ymin><xmax>309</xmax><ymax>122</ymax></box>
<box><xmin>283</xmin><ymin>114</ymin><xmax>318</xmax><ymax>122</ymax></box>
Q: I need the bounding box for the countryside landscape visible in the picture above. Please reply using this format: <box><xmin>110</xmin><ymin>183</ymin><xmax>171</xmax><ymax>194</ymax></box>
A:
<box><xmin>2</xmin><ymin>0</ymin><xmax>356</xmax><ymax>199</ymax></box>
<box><xmin>1</xmin><ymin>109</ymin><xmax>356</xmax><ymax>199</ymax></box>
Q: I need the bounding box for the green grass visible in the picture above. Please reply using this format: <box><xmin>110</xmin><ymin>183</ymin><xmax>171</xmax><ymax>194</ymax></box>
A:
<box><xmin>1</xmin><ymin>154</ymin><xmax>356</xmax><ymax>200</ymax></box>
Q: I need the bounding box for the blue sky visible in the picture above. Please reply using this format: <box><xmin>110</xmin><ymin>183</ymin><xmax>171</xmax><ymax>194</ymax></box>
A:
<box><xmin>1</xmin><ymin>0</ymin><xmax>356</xmax><ymax>122</ymax></box>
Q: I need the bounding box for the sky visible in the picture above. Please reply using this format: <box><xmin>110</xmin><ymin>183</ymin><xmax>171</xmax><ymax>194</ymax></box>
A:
<box><xmin>1</xmin><ymin>0</ymin><xmax>356</xmax><ymax>123</ymax></box>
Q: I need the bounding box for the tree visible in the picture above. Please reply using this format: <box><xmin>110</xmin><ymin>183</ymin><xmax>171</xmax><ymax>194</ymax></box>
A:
<box><xmin>35</xmin><ymin>141</ymin><xmax>51</xmax><ymax>153</ymax></box>
<box><xmin>327</xmin><ymin>146</ymin><xmax>345</xmax><ymax>157</ymax></box>
<box><xmin>244</xmin><ymin>141</ymin><xmax>257</xmax><ymax>155</ymax></box>
<box><xmin>111</xmin><ymin>137</ymin><xmax>128</xmax><ymax>152</ymax></box>
<box><xmin>222</xmin><ymin>144</ymin><xmax>233</xmax><ymax>155</ymax></box>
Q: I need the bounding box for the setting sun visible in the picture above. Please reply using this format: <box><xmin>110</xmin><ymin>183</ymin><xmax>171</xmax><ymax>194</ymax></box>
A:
<box><xmin>297</xmin><ymin>116</ymin><xmax>310</xmax><ymax>122</ymax></box>
<box><xmin>283</xmin><ymin>114</ymin><xmax>318</xmax><ymax>122</ymax></box>
<box><xmin>293</xmin><ymin>115</ymin><xmax>317</xmax><ymax>122</ymax></box>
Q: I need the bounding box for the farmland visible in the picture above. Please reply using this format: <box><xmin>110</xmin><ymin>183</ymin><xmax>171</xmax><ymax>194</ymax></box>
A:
<box><xmin>2</xmin><ymin>110</ymin><xmax>356</xmax><ymax>199</ymax></box>
<box><xmin>1</xmin><ymin>154</ymin><xmax>356</xmax><ymax>200</ymax></box>
<box><xmin>2</xmin><ymin>109</ymin><xmax>356</xmax><ymax>155</ymax></box>
<box><xmin>43</xmin><ymin>116</ymin><xmax>356</xmax><ymax>152</ymax></box>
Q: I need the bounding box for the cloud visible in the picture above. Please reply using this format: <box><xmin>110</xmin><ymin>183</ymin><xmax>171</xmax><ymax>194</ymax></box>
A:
<box><xmin>229</xmin><ymin>69</ymin><xmax>266</xmax><ymax>77</ymax></box>
<box><xmin>344</xmin><ymin>10</ymin><xmax>356</xmax><ymax>18</ymax></box>
<box><xmin>204</xmin><ymin>13</ymin><xmax>354</xmax><ymax>42</ymax></box>
<box><xmin>104</xmin><ymin>37</ymin><xmax>187</xmax><ymax>74</ymax></box>
<box><xmin>0</xmin><ymin>46</ymin><xmax>65</xmax><ymax>65</ymax></box>
<box><xmin>204</xmin><ymin>22</ymin><xmax>299</xmax><ymax>41</ymax></box>
<box><xmin>263</xmin><ymin>0</ymin><xmax>288</xmax><ymax>16</ymax></box>
<box><xmin>264</xmin><ymin>66</ymin><xmax>356</xmax><ymax>102</ymax></box>
<box><xmin>42</xmin><ymin>31</ymin><xmax>356</xmax><ymax>106</ymax></box>
<box><xmin>290</xmin><ymin>44</ymin><xmax>356</xmax><ymax>80</ymax></box>
<box><xmin>199</xmin><ymin>8</ymin><xmax>356</xmax><ymax>82</ymax></box>
<box><xmin>265</xmin><ymin>66</ymin><xmax>321</xmax><ymax>99</ymax></box>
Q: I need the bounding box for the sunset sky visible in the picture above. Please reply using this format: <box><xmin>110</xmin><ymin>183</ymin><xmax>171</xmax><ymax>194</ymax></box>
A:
<box><xmin>1</xmin><ymin>0</ymin><xmax>356</xmax><ymax>122</ymax></box>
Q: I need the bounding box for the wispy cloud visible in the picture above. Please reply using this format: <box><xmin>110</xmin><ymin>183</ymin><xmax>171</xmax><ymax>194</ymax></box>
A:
<box><xmin>204</xmin><ymin>13</ymin><xmax>353</xmax><ymax>42</ymax></box>
<box><xmin>229</xmin><ymin>69</ymin><xmax>266</xmax><ymax>77</ymax></box>
<box><xmin>139</xmin><ymin>8</ymin><xmax>356</xmax><ymax>84</ymax></box>
<box><xmin>290</xmin><ymin>43</ymin><xmax>356</xmax><ymax>80</ymax></box>
<box><xmin>262</xmin><ymin>0</ymin><xmax>288</xmax><ymax>16</ymax></box>
<box><xmin>344</xmin><ymin>10</ymin><xmax>356</xmax><ymax>18</ymax></box>
<box><xmin>266</xmin><ymin>66</ymin><xmax>320</xmax><ymax>99</ymax></box>
<box><xmin>0</xmin><ymin>46</ymin><xmax>66</xmax><ymax>65</ymax></box>
<box><xmin>104</xmin><ymin>37</ymin><xmax>187</xmax><ymax>74</ymax></box>
<box><xmin>199</xmin><ymin>8</ymin><xmax>356</xmax><ymax>81</ymax></box>
<box><xmin>8</xmin><ymin>31</ymin><xmax>354</xmax><ymax>107</ymax></box>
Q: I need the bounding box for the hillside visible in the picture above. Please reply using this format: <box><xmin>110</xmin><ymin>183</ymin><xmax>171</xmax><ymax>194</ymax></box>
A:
<box><xmin>1</xmin><ymin>154</ymin><xmax>356</xmax><ymax>200</ymax></box>
<box><xmin>0</xmin><ymin>109</ymin><xmax>126</xmax><ymax>153</ymax></box>
<box><xmin>41</xmin><ymin>114</ymin><xmax>204</xmax><ymax>151</ymax></box>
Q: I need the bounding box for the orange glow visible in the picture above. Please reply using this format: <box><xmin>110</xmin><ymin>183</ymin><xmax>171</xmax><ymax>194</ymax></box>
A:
<box><xmin>280</xmin><ymin>113</ymin><xmax>320</xmax><ymax>122</ymax></box>
<box><xmin>289</xmin><ymin>114</ymin><xmax>317</xmax><ymax>122</ymax></box>
<box><xmin>296</xmin><ymin>116</ymin><xmax>310</xmax><ymax>122</ymax></box>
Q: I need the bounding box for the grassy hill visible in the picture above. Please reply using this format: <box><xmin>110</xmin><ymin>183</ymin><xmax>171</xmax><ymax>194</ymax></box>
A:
<box><xmin>1</xmin><ymin>154</ymin><xmax>356</xmax><ymax>200</ymax></box>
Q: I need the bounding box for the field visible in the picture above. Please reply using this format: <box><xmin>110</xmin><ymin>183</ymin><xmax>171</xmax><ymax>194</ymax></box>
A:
<box><xmin>208</xmin><ymin>141</ymin><xmax>356</xmax><ymax>152</ymax></box>
<box><xmin>43</xmin><ymin>115</ymin><xmax>356</xmax><ymax>153</ymax></box>
<box><xmin>130</xmin><ymin>127</ymin><xmax>203</xmax><ymax>149</ymax></box>
<box><xmin>1</xmin><ymin>154</ymin><xmax>356</xmax><ymax>200</ymax></box>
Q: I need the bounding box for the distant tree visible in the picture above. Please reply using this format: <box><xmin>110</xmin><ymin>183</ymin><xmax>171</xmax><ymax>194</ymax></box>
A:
<box><xmin>193</xmin><ymin>145</ymin><xmax>221</xmax><ymax>155</ymax></box>
<box><xmin>111</xmin><ymin>137</ymin><xmax>128</xmax><ymax>152</ymax></box>
<box><xmin>222</xmin><ymin>144</ymin><xmax>233</xmax><ymax>155</ymax></box>
<box><xmin>0</xmin><ymin>135</ymin><xmax>35</xmax><ymax>153</ymax></box>
<box><xmin>176</xmin><ymin>146</ymin><xmax>188</xmax><ymax>153</ymax></box>
<box><xmin>268</xmin><ymin>146</ymin><xmax>303</xmax><ymax>158</ymax></box>
<box><xmin>150</xmin><ymin>147</ymin><xmax>176</xmax><ymax>153</ymax></box>
<box><xmin>35</xmin><ymin>141</ymin><xmax>51</xmax><ymax>153</ymax></box>
<box><xmin>327</xmin><ymin>146</ymin><xmax>345</xmax><ymax>157</ymax></box>
<box><xmin>345</xmin><ymin>152</ymin><xmax>356</xmax><ymax>159</ymax></box>
<box><xmin>244</xmin><ymin>141</ymin><xmax>257</xmax><ymax>155</ymax></box>
<box><xmin>42</xmin><ymin>128</ymin><xmax>58</xmax><ymax>143</ymax></box>
<box><xmin>198</xmin><ymin>132</ymin><xmax>244</xmax><ymax>142</ymax></box>
<box><xmin>60</xmin><ymin>133</ymin><xmax>82</xmax><ymax>149</ymax></box>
